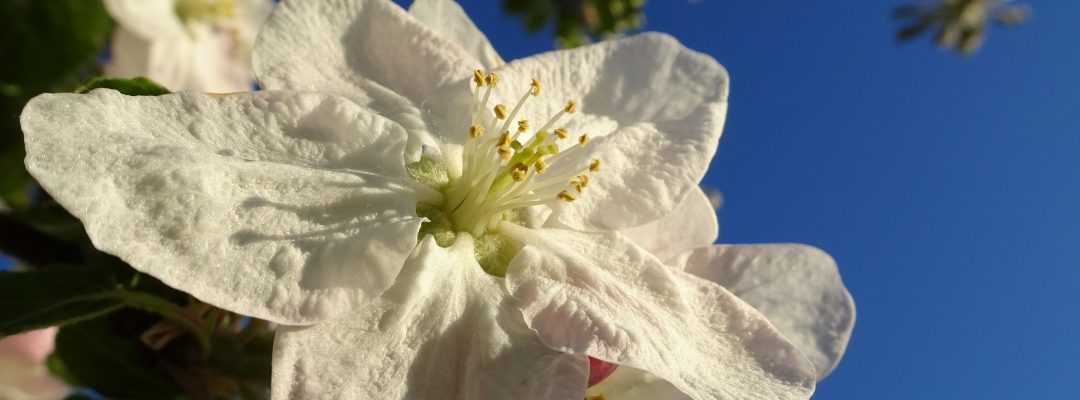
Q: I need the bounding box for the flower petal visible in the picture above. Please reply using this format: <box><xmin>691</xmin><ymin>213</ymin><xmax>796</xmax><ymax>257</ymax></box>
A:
<box><xmin>409</xmin><ymin>0</ymin><xmax>504</xmax><ymax>69</ymax></box>
<box><xmin>21</xmin><ymin>90</ymin><xmax>430</xmax><ymax>324</ymax></box>
<box><xmin>104</xmin><ymin>0</ymin><xmax>186</xmax><ymax>40</ymax></box>
<box><xmin>253</xmin><ymin>0</ymin><xmax>480</xmax><ymax>160</ymax></box>
<box><xmin>672</xmin><ymin>244</ymin><xmax>856</xmax><ymax>379</ymax></box>
<box><xmin>501</xmin><ymin>224</ymin><xmax>817</xmax><ymax>400</ymax></box>
<box><xmin>186</xmin><ymin>25</ymin><xmax>257</xmax><ymax>92</ymax></box>
<box><xmin>428</xmin><ymin>33</ymin><xmax>727</xmax><ymax>230</ymax></box>
<box><xmin>273</xmin><ymin>236</ymin><xmax>588</xmax><ymax>399</ymax></box>
<box><xmin>586</xmin><ymin>366</ymin><xmax>690</xmax><ymax>400</ymax></box>
<box><xmin>619</xmin><ymin>187</ymin><xmax>718</xmax><ymax>262</ymax></box>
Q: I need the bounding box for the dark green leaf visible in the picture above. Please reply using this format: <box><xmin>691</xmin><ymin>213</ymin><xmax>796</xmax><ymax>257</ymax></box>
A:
<box><xmin>54</xmin><ymin>318</ymin><xmax>184</xmax><ymax>399</ymax></box>
<box><xmin>0</xmin><ymin>265</ymin><xmax>123</xmax><ymax>335</ymax></box>
<box><xmin>76</xmin><ymin>76</ymin><xmax>171</xmax><ymax>97</ymax></box>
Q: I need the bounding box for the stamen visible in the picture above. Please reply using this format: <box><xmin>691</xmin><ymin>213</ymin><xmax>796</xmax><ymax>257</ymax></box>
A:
<box><xmin>510</xmin><ymin>163</ymin><xmax>529</xmax><ymax>181</ymax></box>
<box><xmin>469</xmin><ymin>124</ymin><xmax>484</xmax><ymax>138</ymax></box>
<box><xmin>447</xmin><ymin>75</ymin><xmax>600</xmax><ymax>237</ymax></box>
<box><xmin>564</xmin><ymin>100</ymin><xmax>578</xmax><ymax>114</ymax></box>
<box><xmin>473</xmin><ymin>70</ymin><xmax>486</xmax><ymax>87</ymax></box>
<box><xmin>485</xmin><ymin>72</ymin><xmax>500</xmax><ymax>87</ymax></box>
<box><xmin>554</xmin><ymin>127</ymin><xmax>569</xmax><ymax>139</ymax></box>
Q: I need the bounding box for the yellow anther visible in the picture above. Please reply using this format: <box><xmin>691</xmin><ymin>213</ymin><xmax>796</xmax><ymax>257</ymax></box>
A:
<box><xmin>497</xmin><ymin>132</ymin><xmax>511</xmax><ymax>147</ymax></box>
<box><xmin>570</xmin><ymin>175</ymin><xmax>589</xmax><ymax>193</ymax></box>
<box><xmin>534</xmin><ymin>159</ymin><xmax>548</xmax><ymax>174</ymax></box>
<box><xmin>517</xmin><ymin>119</ymin><xmax>530</xmax><ymax>132</ymax></box>
<box><xmin>485</xmin><ymin>72</ymin><xmax>500</xmax><ymax>87</ymax></box>
<box><xmin>554</xmin><ymin>127</ymin><xmax>569</xmax><ymax>139</ymax></box>
<box><xmin>556</xmin><ymin>190</ymin><xmax>577</xmax><ymax>202</ymax></box>
<box><xmin>510</xmin><ymin>163</ymin><xmax>529</xmax><ymax>181</ymax></box>
<box><xmin>494</xmin><ymin>104</ymin><xmax>508</xmax><ymax>120</ymax></box>
<box><xmin>564</xmin><ymin>100</ymin><xmax>578</xmax><ymax>114</ymax></box>
<box><xmin>469</xmin><ymin>124</ymin><xmax>484</xmax><ymax>138</ymax></box>
<box><xmin>589</xmin><ymin>159</ymin><xmax>601</xmax><ymax>172</ymax></box>
<box><xmin>473</xmin><ymin>70</ymin><xmax>486</xmax><ymax>87</ymax></box>
<box><xmin>578</xmin><ymin>134</ymin><xmax>590</xmax><ymax>147</ymax></box>
<box><xmin>530</xmin><ymin>78</ymin><xmax>541</xmax><ymax>96</ymax></box>
<box><xmin>498</xmin><ymin>147</ymin><xmax>512</xmax><ymax>160</ymax></box>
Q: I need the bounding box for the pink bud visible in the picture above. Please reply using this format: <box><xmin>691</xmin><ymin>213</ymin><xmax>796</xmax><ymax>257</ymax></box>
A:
<box><xmin>587</xmin><ymin>356</ymin><xmax>618</xmax><ymax>387</ymax></box>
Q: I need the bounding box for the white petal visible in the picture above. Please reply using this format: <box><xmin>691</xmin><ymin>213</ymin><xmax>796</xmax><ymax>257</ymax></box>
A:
<box><xmin>409</xmin><ymin>0</ymin><xmax>504</xmax><ymax>69</ymax></box>
<box><xmin>501</xmin><ymin>224</ymin><xmax>816</xmax><ymax>400</ymax></box>
<box><xmin>186</xmin><ymin>26</ymin><xmax>256</xmax><ymax>92</ymax></box>
<box><xmin>273</xmin><ymin>236</ymin><xmax>588</xmax><ymax>400</ymax></box>
<box><xmin>586</xmin><ymin>366</ymin><xmax>689</xmax><ymax>400</ymax></box>
<box><xmin>21</xmin><ymin>90</ymin><xmax>430</xmax><ymax>325</ymax></box>
<box><xmin>671</xmin><ymin>244</ymin><xmax>856</xmax><ymax>379</ymax></box>
<box><xmin>428</xmin><ymin>33</ymin><xmax>727</xmax><ymax>230</ymax></box>
<box><xmin>253</xmin><ymin>0</ymin><xmax>480</xmax><ymax>160</ymax></box>
<box><xmin>104</xmin><ymin>27</ymin><xmax>152</xmax><ymax>79</ymax></box>
<box><xmin>619</xmin><ymin>187</ymin><xmax>718</xmax><ymax>262</ymax></box>
<box><xmin>107</xmin><ymin>27</ymin><xmax>199</xmax><ymax>92</ymax></box>
<box><xmin>104</xmin><ymin>0</ymin><xmax>186</xmax><ymax>40</ymax></box>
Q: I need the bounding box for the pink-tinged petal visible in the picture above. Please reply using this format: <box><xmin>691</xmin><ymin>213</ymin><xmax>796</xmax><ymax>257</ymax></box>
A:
<box><xmin>22</xmin><ymin>90</ymin><xmax>432</xmax><ymax>325</ymax></box>
<box><xmin>672</xmin><ymin>244</ymin><xmax>856</xmax><ymax>379</ymax></box>
<box><xmin>0</xmin><ymin>329</ymin><xmax>67</xmax><ymax>400</ymax></box>
<box><xmin>502</xmin><ymin>224</ymin><xmax>816</xmax><ymax>400</ymax></box>
<box><xmin>273</xmin><ymin>236</ymin><xmax>588</xmax><ymax>399</ymax></box>
<box><xmin>0</xmin><ymin>328</ymin><xmax>57</xmax><ymax>364</ymax></box>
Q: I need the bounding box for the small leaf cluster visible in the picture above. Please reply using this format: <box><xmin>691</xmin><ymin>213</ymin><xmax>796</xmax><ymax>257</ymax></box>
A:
<box><xmin>502</xmin><ymin>0</ymin><xmax>646</xmax><ymax>48</ymax></box>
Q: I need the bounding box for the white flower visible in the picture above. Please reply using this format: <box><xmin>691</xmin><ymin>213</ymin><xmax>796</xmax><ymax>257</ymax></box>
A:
<box><xmin>104</xmin><ymin>0</ymin><xmax>274</xmax><ymax>92</ymax></box>
<box><xmin>0</xmin><ymin>328</ymin><xmax>69</xmax><ymax>400</ymax></box>
<box><xmin>21</xmin><ymin>0</ymin><xmax>854</xmax><ymax>398</ymax></box>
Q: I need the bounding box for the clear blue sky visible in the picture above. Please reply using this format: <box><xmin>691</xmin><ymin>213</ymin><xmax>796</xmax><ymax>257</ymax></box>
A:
<box><xmin>451</xmin><ymin>1</ymin><xmax>1080</xmax><ymax>398</ymax></box>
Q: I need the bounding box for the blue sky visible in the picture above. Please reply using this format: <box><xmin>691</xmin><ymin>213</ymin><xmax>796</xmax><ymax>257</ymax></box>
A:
<box><xmin>453</xmin><ymin>1</ymin><xmax>1080</xmax><ymax>398</ymax></box>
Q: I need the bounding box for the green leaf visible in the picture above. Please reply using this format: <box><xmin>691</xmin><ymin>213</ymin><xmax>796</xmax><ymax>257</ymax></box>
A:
<box><xmin>0</xmin><ymin>0</ymin><xmax>112</xmax><ymax>90</ymax></box>
<box><xmin>76</xmin><ymin>76</ymin><xmax>171</xmax><ymax>96</ymax></box>
<box><xmin>54</xmin><ymin>318</ymin><xmax>184</xmax><ymax>399</ymax></box>
<box><xmin>0</xmin><ymin>265</ymin><xmax>125</xmax><ymax>335</ymax></box>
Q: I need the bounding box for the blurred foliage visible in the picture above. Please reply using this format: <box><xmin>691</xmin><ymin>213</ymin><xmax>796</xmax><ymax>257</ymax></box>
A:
<box><xmin>503</xmin><ymin>0</ymin><xmax>645</xmax><ymax>48</ymax></box>
<box><xmin>894</xmin><ymin>0</ymin><xmax>1031</xmax><ymax>55</ymax></box>
<box><xmin>0</xmin><ymin>0</ymin><xmax>113</xmax><ymax>208</ymax></box>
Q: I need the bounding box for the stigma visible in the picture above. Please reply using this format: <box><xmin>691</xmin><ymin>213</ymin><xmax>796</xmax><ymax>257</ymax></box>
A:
<box><xmin>442</xmin><ymin>71</ymin><xmax>601</xmax><ymax>237</ymax></box>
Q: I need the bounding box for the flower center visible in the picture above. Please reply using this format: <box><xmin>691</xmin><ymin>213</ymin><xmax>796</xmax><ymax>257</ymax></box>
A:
<box><xmin>175</xmin><ymin>0</ymin><xmax>235</xmax><ymax>25</ymax></box>
<box><xmin>442</xmin><ymin>70</ymin><xmax>600</xmax><ymax>237</ymax></box>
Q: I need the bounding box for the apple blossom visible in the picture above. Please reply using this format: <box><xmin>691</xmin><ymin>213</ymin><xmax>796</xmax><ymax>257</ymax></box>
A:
<box><xmin>0</xmin><ymin>328</ymin><xmax>69</xmax><ymax>400</ymax></box>
<box><xmin>104</xmin><ymin>0</ymin><xmax>273</xmax><ymax>92</ymax></box>
<box><xmin>20</xmin><ymin>0</ymin><xmax>855</xmax><ymax>398</ymax></box>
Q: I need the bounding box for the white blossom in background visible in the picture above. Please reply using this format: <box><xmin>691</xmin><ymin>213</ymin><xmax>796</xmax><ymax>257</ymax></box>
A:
<box><xmin>0</xmin><ymin>328</ymin><xmax>69</xmax><ymax>400</ymax></box>
<box><xmin>104</xmin><ymin>0</ymin><xmax>274</xmax><ymax>92</ymax></box>
<box><xmin>21</xmin><ymin>0</ymin><xmax>854</xmax><ymax>398</ymax></box>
